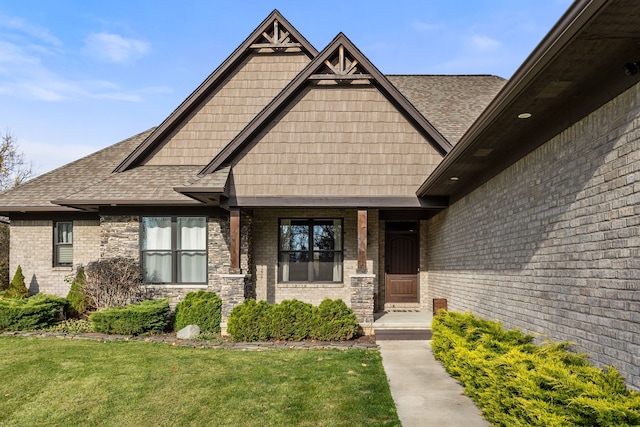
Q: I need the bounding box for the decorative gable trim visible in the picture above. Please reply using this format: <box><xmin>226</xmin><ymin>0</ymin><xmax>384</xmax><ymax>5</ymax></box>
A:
<box><xmin>114</xmin><ymin>10</ymin><xmax>318</xmax><ymax>172</ymax></box>
<box><xmin>200</xmin><ymin>33</ymin><xmax>452</xmax><ymax>174</ymax></box>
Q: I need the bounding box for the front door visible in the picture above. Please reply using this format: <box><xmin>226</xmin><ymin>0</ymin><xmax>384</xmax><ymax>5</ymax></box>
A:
<box><xmin>385</xmin><ymin>221</ymin><xmax>419</xmax><ymax>303</ymax></box>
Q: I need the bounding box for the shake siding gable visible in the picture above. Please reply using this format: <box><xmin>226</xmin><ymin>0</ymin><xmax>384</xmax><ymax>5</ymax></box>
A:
<box><xmin>144</xmin><ymin>52</ymin><xmax>311</xmax><ymax>166</ymax></box>
<box><xmin>230</xmin><ymin>85</ymin><xmax>443</xmax><ymax>197</ymax></box>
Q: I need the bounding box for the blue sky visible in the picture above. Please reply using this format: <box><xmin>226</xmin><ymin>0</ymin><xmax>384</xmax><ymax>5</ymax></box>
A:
<box><xmin>0</xmin><ymin>0</ymin><xmax>572</xmax><ymax>176</ymax></box>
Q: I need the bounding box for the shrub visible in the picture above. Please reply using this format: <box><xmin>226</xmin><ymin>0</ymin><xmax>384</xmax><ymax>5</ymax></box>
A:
<box><xmin>89</xmin><ymin>299</ymin><xmax>170</xmax><ymax>335</ymax></box>
<box><xmin>66</xmin><ymin>266</ymin><xmax>91</xmax><ymax>318</ymax></box>
<box><xmin>0</xmin><ymin>294</ymin><xmax>66</xmax><ymax>331</ymax></box>
<box><xmin>270</xmin><ymin>299</ymin><xmax>315</xmax><ymax>341</ymax></box>
<box><xmin>227</xmin><ymin>299</ymin><xmax>273</xmax><ymax>342</ymax></box>
<box><xmin>84</xmin><ymin>258</ymin><xmax>144</xmax><ymax>310</ymax></box>
<box><xmin>46</xmin><ymin>319</ymin><xmax>93</xmax><ymax>334</ymax></box>
<box><xmin>432</xmin><ymin>311</ymin><xmax>640</xmax><ymax>426</ymax></box>
<box><xmin>310</xmin><ymin>299</ymin><xmax>359</xmax><ymax>341</ymax></box>
<box><xmin>174</xmin><ymin>291</ymin><xmax>222</xmax><ymax>333</ymax></box>
<box><xmin>227</xmin><ymin>298</ymin><xmax>359</xmax><ymax>342</ymax></box>
<box><xmin>5</xmin><ymin>265</ymin><xmax>29</xmax><ymax>299</ymax></box>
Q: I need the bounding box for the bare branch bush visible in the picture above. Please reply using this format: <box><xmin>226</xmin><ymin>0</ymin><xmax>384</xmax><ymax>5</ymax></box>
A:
<box><xmin>84</xmin><ymin>258</ymin><xmax>145</xmax><ymax>310</ymax></box>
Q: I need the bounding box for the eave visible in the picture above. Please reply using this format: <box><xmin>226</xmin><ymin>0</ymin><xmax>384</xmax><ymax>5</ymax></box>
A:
<box><xmin>417</xmin><ymin>0</ymin><xmax>640</xmax><ymax>201</ymax></box>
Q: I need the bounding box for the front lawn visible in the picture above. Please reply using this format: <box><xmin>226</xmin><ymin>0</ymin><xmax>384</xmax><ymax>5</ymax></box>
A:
<box><xmin>0</xmin><ymin>337</ymin><xmax>399</xmax><ymax>427</ymax></box>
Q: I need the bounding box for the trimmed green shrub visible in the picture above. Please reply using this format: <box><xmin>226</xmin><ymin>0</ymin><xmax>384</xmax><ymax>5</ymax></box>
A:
<box><xmin>0</xmin><ymin>294</ymin><xmax>67</xmax><ymax>331</ymax></box>
<box><xmin>310</xmin><ymin>299</ymin><xmax>359</xmax><ymax>341</ymax></box>
<box><xmin>227</xmin><ymin>298</ymin><xmax>359</xmax><ymax>342</ymax></box>
<box><xmin>174</xmin><ymin>290</ymin><xmax>222</xmax><ymax>333</ymax></box>
<box><xmin>432</xmin><ymin>311</ymin><xmax>640</xmax><ymax>426</ymax></box>
<box><xmin>227</xmin><ymin>299</ymin><xmax>273</xmax><ymax>342</ymax></box>
<box><xmin>66</xmin><ymin>266</ymin><xmax>91</xmax><ymax>318</ymax></box>
<box><xmin>89</xmin><ymin>299</ymin><xmax>170</xmax><ymax>335</ymax></box>
<box><xmin>269</xmin><ymin>299</ymin><xmax>315</xmax><ymax>341</ymax></box>
<box><xmin>5</xmin><ymin>265</ymin><xmax>29</xmax><ymax>299</ymax></box>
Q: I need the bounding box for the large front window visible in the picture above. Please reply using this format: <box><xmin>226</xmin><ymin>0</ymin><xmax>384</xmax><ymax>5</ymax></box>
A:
<box><xmin>141</xmin><ymin>217</ymin><xmax>207</xmax><ymax>284</ymax></box>
<box><xmin>278</xmin><ymin>219</ymin><xmax>343</xmax><ymax>283</ymax></box>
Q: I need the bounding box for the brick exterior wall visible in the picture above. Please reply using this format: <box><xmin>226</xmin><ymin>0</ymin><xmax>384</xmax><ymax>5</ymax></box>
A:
<box><xmin>10</xmin><ymin>219</ymin><xmax>100</xmax><ymax>296</ymax></box>
<box><xmin>251</xmin><ymin>208</ymin><xmax>378</xmax><ymax>309</ymax></box>
<box><xmin>426</xmin><ymin>83</ymin><xmax>640</xmax><ymax>389</ymax></box>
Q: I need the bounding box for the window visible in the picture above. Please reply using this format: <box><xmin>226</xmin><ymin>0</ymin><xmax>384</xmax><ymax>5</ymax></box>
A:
<box><xmin>278</xmin><ymin>219</ymin><xmax>343</xmax><ymax>283</ymax></box>
<box><xmin>141</xmin><ymin>217</ymin><xmax>207</xmax><ymax>284</ymax></box>
<box><xmin>53</xmin><ymin>221</ymin><xmax>73</xmax><ymax>267</ymax></box>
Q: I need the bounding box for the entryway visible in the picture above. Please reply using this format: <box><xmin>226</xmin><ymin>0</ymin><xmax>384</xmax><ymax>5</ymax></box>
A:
<box><xmin>385</xmin><ymin>221</ymin><xmax>419</xmax><ymax>304</ymax></box>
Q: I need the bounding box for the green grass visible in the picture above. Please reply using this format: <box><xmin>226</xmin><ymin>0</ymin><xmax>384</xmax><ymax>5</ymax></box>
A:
<box><xmin>0</xmin><ymin>337</ymin><xmax>399</xmax><ymax>426</ymax></box>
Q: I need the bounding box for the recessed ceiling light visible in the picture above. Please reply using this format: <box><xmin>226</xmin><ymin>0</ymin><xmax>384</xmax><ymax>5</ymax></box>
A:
<box><xmin>449</xmin><ymin>176</ymin><xmax>459</xmax><ymax>181</ymax></box>
<box><xmin>518</xmin><ymin>112</ymin><xmax>532</xmax><ymax>119</ymax></box>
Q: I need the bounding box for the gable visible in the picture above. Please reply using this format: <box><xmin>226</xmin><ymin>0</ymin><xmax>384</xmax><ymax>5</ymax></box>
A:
<box><xmin>115</xmin><ymin>10</ymin><xmax>317</xmax><ymax>171</ymax></box>
<box><xmin>143</xmin><ymin>51</ymin><xmax>311</xmax><ymax>166</ymax></box>
<box><xmin>229</xmin><ymin>85</ymin><xmax>443</xmax><ymax>197</ymax></box>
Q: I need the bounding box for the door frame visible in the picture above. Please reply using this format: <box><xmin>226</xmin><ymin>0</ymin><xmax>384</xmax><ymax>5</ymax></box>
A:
<box><xmin>384</xmin><ymin>220</ymin><xmax>420</xmax><ymax>304</ymax></box>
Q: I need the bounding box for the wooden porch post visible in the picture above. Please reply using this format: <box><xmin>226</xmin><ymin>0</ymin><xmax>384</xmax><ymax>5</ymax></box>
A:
<box><xmin>357</xmin><ymin>209</ymin><xmax>367</xmax><ymax>274</ymax></box>
<box><xmin>230</xmin><ymin>208</ymin><xmax>241</xmax><ymax>274</ymax></box>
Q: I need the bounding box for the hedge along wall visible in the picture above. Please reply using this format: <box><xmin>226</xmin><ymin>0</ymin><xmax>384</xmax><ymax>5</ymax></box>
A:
<box><xmin>426</xmin><ymin>82</ymin><xmax>640</xmax><ymax>389</ymax></box>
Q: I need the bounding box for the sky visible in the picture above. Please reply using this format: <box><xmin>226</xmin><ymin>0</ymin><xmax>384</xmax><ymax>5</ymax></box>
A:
<box><xmin>0</xmin><ymin>0</ymin><xmax>572</xmax><ymax>176</ymax></box>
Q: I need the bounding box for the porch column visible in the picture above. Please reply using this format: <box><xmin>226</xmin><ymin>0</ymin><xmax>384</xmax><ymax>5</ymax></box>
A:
<box><xmin>220</xmin><ymin>208</ymin><xmax>250</xmax><ymax>329</ymax></box>
<box><xmin>351</xmin><ymin>209</ymin><xmax>374</xmax><ymax>331</ymax></box>
<box><xmin>357</xmin><ymin>209</ymin><xmax>367</xmax><ymax>274</ymax></box>
<box><xmin>229</xmin><ymin>208</ymin><xmax>241</xmax><ymax>274</ymax></box>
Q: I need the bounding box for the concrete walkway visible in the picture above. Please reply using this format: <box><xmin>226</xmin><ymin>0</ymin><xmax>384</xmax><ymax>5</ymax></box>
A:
<box><xmin>378</xmin><ymin>340</ymin><xmax>490</xmax><ymax>427</ymax></box>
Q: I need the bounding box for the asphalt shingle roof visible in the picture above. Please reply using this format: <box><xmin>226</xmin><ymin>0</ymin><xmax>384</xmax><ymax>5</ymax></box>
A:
<box><xmin>386</xmin><ymin>75</ymin><xmax>506</xmax><ymax>145</ymax></box>
<box><xmin>0</xmin><ymin>75</ymin><xmax>505</xmax><ymax>212</ymax></box>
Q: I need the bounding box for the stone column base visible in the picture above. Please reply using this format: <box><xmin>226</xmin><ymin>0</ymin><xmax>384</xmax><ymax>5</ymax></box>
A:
<box><xmin>218</xmin><ymin>274</ymin><xmax>251</xmax><ymax>323</ymax></box>
<box><xmin>350</xmin><ymin>274</ymin><xmax>375</xmax><ymax>333</ymax></box>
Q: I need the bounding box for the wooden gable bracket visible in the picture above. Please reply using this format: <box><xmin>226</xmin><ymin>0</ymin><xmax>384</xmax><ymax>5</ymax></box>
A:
<box><xmin>250</xmin><ymin>19</ymin><xmax>303</xmax><ymax>51</ymax></box>
<box><xmin>308</xmin><ymin>45</ymin><xmax>373</xmax><ymax>82</ymax></box>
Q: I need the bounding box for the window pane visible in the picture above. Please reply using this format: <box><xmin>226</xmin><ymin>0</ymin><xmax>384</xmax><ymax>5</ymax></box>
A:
<box><xmin>313</xmin><ymin>220</ymin><xmax>335</xmax><ymax>250</ymax></box>
<box><xmin>57</xmin><ymin>222</ymin><xmax>72</xmax><ymax>244</ymax></box>
<box><xmin>178</xmin><ymin>252</ymin><xmax>207</xmax><ymax>283</ymax></box>
<box><xmin>143</xmin><ymin>252</ymin><xmax>172</xmax><ymax>283</ymax></box>
<box><xmin>141</xmin><ymin>217</ymin><xmax>172</xmax><ymax>250</ymax></box>
<box><xmin>57</xmin><ymin>245</ymin><xmax>73</xmax><ymax>265</ymax></box>
<box><xmin>280</xmin><ymin>221</ymin><xmax>308</xmax><ymax>251</ymax></box>
<box><xmin>279</xmin><ymin>251</ymin><xmax>309</xmax><ymax>282</ymax></box>
<box><xmin>177</xmin><ymin>217</ymin><xmax>206</xmax><ymax>250</ymax></box>
<box><xmin>313</xmin><ymin>251</ymin><xmax>342</xmax><ymax>282</ymax></box>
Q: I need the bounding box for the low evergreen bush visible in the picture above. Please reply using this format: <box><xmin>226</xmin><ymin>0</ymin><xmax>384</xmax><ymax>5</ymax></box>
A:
<box><xmin>5</xmin><ymin>265</ymin><xmax>29</xmax><ymax>299</ymax></box>
<box><xmin>89</xmin><ymin>299</ymin><xmax>170</xmax><ymax>335</ymax></box>
<box><xmin>269</xmin><ymin>299</ymin><xmax>315</xmax><ymax>341</ymax></box>
<box><xmin>66</xmin><ymin>266</ymin><xmax>91</xmax><ymax>318</ymax></box>
<box><xmin>227</xmin><ymin>299</ymin><xmax>273</xmax><ymax>342</ymax></box>
<box><xmin>0</xmin><ymin>294</ymin><xmax>67</xmax><ymax>331</ymax></box>
<box><xmin>227</xmin><ymin>298</ymin><xmax>359</xmax><ymax>342</ymax></box>
<box><xmin>310</xmin><ymin>299</ymin><xmax>359</xmax><ymax>341</ymax></box>
<box><xmin>432</xmin><ymin>311</ymin><xmax>640</xmax><ymax>426</ymax></box>
<box><xmin>174</xmin><ymin>290</ymin><xmax>222</xmax><ymax>333</ymax></box>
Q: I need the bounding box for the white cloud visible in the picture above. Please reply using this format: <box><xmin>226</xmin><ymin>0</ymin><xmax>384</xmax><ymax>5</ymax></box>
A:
<box><xmin>469</xmin><ymin>34</ymin><xmax>501</xmax><ymax>52</ymax></box>
<box><xmin>83</xmin><ymin>32</ymin><xmax>150</xmax><ymax>63</ymax></box>
<box><xmin>0</xmin><ymin>13</ymin><xmax>62</xmax><ymax>47</ymax></box>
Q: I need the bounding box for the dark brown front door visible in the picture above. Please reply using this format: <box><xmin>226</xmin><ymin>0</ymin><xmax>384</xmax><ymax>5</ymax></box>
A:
<box><xmin>385</xmin><ymin>222</ymin><xmax>419</xmax><ymax>303</ymax></box>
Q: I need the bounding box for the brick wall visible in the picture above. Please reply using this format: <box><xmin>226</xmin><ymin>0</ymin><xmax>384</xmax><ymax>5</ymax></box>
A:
<box><xmin>10</xmin><ymin>219</ymin><xmax>100</xmax><ymax>296</ymax></box>
<box><xmin>252</xmin><ymin>208</ymin><xmax>378</xmax><ymax>307</ymax></box>
<box><xmin>426</xmin><ymin>82</ymin><xmax>640</xmax><ymax>389</ymax></box>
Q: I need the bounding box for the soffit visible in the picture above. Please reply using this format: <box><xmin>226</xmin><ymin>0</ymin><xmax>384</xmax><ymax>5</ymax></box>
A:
<box><xmin>419</xmin><ymin>0</ymin><xmax>640</xmax><ymax>200</ymax></box>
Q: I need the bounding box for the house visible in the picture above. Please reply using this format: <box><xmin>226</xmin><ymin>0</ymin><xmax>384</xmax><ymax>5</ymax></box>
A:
<box><xmin>1</xmin><ymin>1</ymin><xmax>639</xmax><ymax>388</ymax></box>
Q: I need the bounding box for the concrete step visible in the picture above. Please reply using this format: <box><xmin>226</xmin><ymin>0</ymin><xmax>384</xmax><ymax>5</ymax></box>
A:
<box><xmin>375</xmin><ymin>328</ymin><xmax>432</xmax><ymax>341</ymax></box>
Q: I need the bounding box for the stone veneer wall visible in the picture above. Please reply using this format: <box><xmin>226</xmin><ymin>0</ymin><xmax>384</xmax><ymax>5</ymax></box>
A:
<box><xmin>251</xmin><ymin>208</ymin><xmax>378</xmax><ymax>309</ymax></box>
<box><xmin>426</xmin><ymin>83</ymin><xmax>640</xmax><ymax>389</ymax></box>
<box><xmin>10</xmin><ymin>219</ymin><xmax>100</xmax><ymax>296</ymax></box>
<box><xmin>99</xmin><ymin>213</ymin><xmax>251</xmax><ymax>305</ymax></box>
